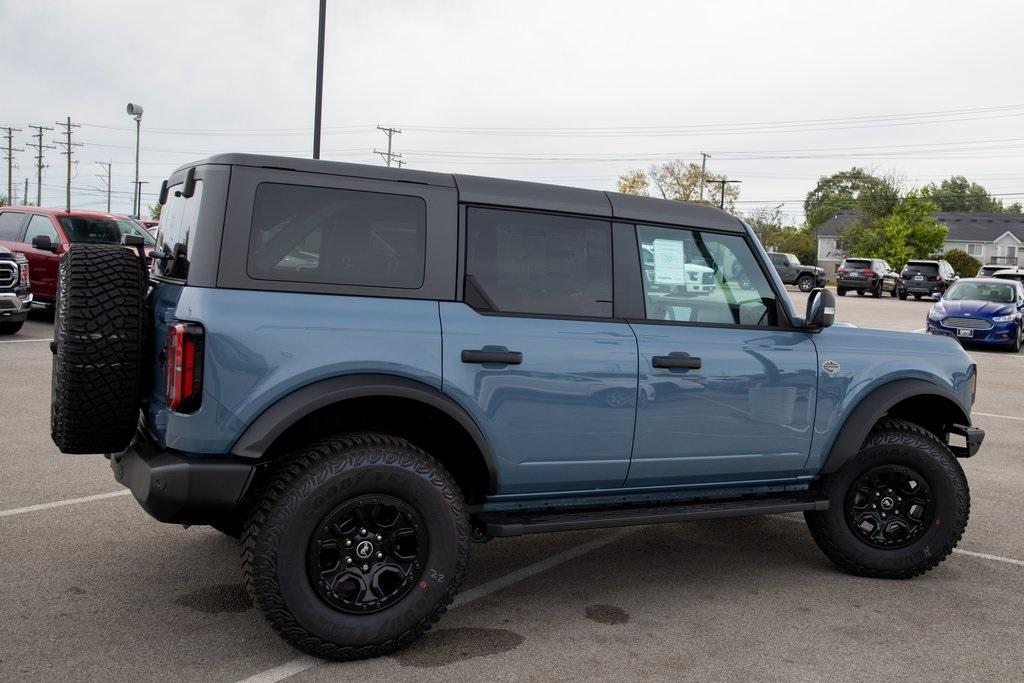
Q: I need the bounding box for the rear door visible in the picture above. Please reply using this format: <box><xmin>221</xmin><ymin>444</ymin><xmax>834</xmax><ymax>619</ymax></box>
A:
<box><xmin>441</xmin><ymin>207</ymin><xmax>638</xmax><ymax>495</ymax></box>
<box><xmin>626</xmin><ymin>224</ymin><xmax>818</xmax><ymax>487</ymax></box>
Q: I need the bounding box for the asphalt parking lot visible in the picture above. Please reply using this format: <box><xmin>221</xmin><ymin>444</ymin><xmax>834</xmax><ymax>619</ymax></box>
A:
<box><xmin>1</xmin><ymin>293</ymin><xmax>1022</xmax><ymax>682</ymax></box>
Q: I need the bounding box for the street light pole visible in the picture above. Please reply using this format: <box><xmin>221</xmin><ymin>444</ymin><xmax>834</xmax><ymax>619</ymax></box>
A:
<box><xmin>127</xmin><ymin>103</ymin><xmax>144</xmax><ymax>215</ymax></box>
<box><xmin>312</xmin><ymin>0</ymin><xmax>327</xmax><ymax>159</ymax></box>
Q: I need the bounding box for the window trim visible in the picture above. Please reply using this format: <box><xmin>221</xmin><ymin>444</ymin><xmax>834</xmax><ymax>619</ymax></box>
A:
<box><xmin>461</xmin><ymin>204</ymin><xmax>616</xmax><ymax>320</ymax></box>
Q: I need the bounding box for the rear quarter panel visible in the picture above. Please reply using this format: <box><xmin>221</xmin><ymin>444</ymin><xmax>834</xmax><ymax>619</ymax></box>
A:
<box><xmin>152</xmin><ymin>287</ymin><xmax>442</xmax><ymax>453</ymax></box>
<box><xmin>804</xmin><ymin>326</ymin><xmax>975</xmax><ymax>475</ymax></box>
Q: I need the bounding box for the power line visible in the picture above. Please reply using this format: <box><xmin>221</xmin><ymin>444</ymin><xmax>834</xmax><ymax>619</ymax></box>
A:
<box><xmin>373</xmin><ymin>125</ymin><xmax>402</xmax><ymax>167</ymax></box>
<box><xmin>27</xmin><ymin>125</ymin><xmax>54</xmax><ymax>206</ymax></box>
<box><xmin>53</xmin><ymin>117</ymin><xmax>82</xmax><ymax>211</ymax></box>
<box><xmin>2</xmin><ymin>126</ymin><xmax>23</xmax><ymax>204</ymax></box>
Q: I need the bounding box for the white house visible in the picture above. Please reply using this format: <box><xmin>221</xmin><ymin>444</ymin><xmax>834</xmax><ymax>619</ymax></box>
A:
<box><xmin>816</xmin><ymin>210</ymin><xmax>1024</xmax><ymax>273</ymax></box>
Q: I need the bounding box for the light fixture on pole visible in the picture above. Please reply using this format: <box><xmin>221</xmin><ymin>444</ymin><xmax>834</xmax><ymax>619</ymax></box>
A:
<box><xmin>126</xmin><ymin>102</ymin><xmax>144</xmax><ymax>216</ymax></box>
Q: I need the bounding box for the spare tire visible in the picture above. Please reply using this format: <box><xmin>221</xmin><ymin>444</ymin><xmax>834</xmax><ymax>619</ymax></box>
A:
<box><xmin>51</xmin><ymin>244</ymin><xmax>148</xmax><ymax>454</ymax></box>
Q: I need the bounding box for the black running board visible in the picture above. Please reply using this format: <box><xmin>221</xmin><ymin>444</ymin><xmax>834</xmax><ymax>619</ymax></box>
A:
<box><xmin>479</xmin><ymin>496</ymin><xmax>828</xmax><ymax>537</ymax></box>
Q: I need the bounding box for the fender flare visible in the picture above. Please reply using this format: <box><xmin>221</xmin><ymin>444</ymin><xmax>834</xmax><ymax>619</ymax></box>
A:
<box><xmin>821</xmin><ymin>378</ymin><xmax>970</xmax><ymax>475</ymax></box>
<box><xmin>230</xmin><ymin>373</ymin><xmax>498</xmax><ymax>493</ymax></box>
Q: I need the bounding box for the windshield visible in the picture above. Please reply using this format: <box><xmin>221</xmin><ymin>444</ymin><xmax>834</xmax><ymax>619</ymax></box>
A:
<box><xmin>58</xmin><ymin>216</ymin><xmax>152</xmax><ymax>246</ymax></box>
<box><xmin>944</xmin><ymin>280</ymin><xmax>1016</xmax><ymax>304</ymax></box>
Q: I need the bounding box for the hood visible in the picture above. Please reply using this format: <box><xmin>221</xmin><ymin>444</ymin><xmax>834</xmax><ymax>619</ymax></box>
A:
<box><xmin>935</xmin><ymin>299</ymin><xmax>1014</xmax><ymax>318</ymax></box>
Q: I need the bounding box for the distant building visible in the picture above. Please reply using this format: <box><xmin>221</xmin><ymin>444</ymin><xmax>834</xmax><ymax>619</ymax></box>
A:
<box><xmin>816</xmin><ymin>210</ymin><xmax>1024</xmax><ymax>273</ymax></box>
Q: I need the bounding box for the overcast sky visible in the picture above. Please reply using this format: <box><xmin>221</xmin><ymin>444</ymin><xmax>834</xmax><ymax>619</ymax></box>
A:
<box><xmin>3</xmin><ymin>0</ymin><xmax>1023</xmax><ymax>219</ymax></box>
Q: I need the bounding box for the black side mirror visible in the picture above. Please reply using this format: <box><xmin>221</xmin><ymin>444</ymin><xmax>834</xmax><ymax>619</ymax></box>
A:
<box><xmin>805</xmin><ymin>287</ymin><xmax>835</xmax><ymax>330</ymax></box>
<box><xmin>32</xmin><ymin>234</ymin><xmax>58</xmax><ymax>252</ymax></box>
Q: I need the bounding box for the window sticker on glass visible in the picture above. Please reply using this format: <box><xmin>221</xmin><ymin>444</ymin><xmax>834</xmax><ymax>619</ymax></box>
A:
<box><xmin>652</xmin><ymin>238</ymin><xmax>687</xmax><ymax>285</ymax></box>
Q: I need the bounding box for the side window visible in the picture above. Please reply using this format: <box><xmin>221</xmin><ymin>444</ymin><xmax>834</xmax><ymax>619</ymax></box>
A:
<box><xmin>24</xmin><ymin>215</ymin><xmax>59</xmax><ymax>244</ymax></box>
<box><xmin>247</xmin><ymin>183</ymin><xmax>426</xmax><ymax>289</ymax></box>
<box><xmin>637</xmin><ymin>225</ymin><xmax>778</xmax><ymax>327</ymax></box>
<box><xmin>768</xmin><ymin>253</ymin><xmax>785</xmax><ymax>267</ymax></box>
<box><xmin>465</xmin><ymin>207</ymin><xmax>612</xmax><ymax>318</ymax></box>
<box><xmin>0</xmin><ymin>212</ymin><xmax>26</xmax><ymax>241</ymax></box>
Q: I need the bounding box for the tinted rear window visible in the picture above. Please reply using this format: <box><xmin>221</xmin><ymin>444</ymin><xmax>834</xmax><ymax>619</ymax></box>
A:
<box><xmin>153</xmin><ymin>180</ymin><xmax>204</xmax><ymax>280</ymax></box>
<box><xmin>247</xmin><ymin>183</ymin><xmax>426</xmax><ymax>289</ymax></box>
<box><xmin>841</xmin><ymin>259</ymin><xmax>871</xmax><ymax>269</ymax></box>
<box><xmin>904</xmin><ymin>262</ymin><xmax>939</xmax><ymax>274</ymax></box>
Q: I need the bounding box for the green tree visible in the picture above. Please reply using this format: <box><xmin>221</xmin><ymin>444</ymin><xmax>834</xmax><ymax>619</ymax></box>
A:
<box><xmin>0</xmin><ymin>194</ymin><xmax>6</xmax><ymax>207</ymax></box>
<box><xmin>743</xmin><ymin>205</ymin><xmax>816</xmax><ymax>264</ymax></box>
<box><xmin>942</xmin><ymin>248</ymin><xmax>982</xmax><ymax>277</ymax></box>
<box><xmin>842</xmin><ymin>192</ymin><xmax>946</xmax><ymax>266</ymax></box>
<box><xmin>921</xmin><ymin>175</ymin><xmax>1005</xmax><ymax>212</ymax></box>
<box><xmin>804</xmin><ymin>167</ymin><xmax>902</xmax><ymax>228</ymax></box>
<box><xmin>148</xmin><ymin>203</ymin><xmax>162</xmax><ymax>220</ymax></box>
<box><xmin>617</xmin><ymin>161</ymin><xmax>739</xmax><ymax>211</ymax></box>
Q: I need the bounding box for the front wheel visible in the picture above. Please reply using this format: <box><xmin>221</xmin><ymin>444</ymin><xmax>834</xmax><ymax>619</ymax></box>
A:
<box><xmin>797</xmin><ymin>274</ymin><xmax>815</xmax><ymax>292</ymax></box>
<box><xmin>804</xmin><ymin>419</ymin><xmax>969</xmax><ymax>579</ymax></box>
<box><xmin>1010</xmin><ymin>325</ymin><xmax>1022</xmax><ymax>353</ymax></box>
<box><xmin>242</xmin><ymin>433</ymin><xmax>469</xmax><ymax>660</ymax></box>
<box><xmin>898</xmin><ymin>290</ymin><xmax>908</xmax><ymax>300</ymax></box>
<box><xmin>0</xmin><ymin>320</ymin><xmax>24</xmax><ymax>335</ymax></box>
<box><xmin>872</xmin><ymin>281</ymin><xmax>882</xmax><ymax>298</ymax></box>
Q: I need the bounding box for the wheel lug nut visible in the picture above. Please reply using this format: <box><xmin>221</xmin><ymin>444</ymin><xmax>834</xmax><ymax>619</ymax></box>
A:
<box><xmin>345</xmin><ymin>539</ymin><xmax>352</xmax><ymax>547</ymax></box>
<box><xmin>360</xmin><ymin>528</ymin><xmax>367</xmax><ymax>535</ymax></box>
<box><xmin>362</xmin><ymin>564</ymin><xmax>369</xmax><ymax>571</ymax></box>
<box><xmin>375</xmin><ymin>534</ymin><xmax>382</xmax><ymax>541</ymax></box>
<box><xmin>376</xmin><ymin>552</ymin><xmax>383</xmax><ymax>559</ymax></box>
<box><xmin>345</xmin><ymin>557</ymin><xmax>352</xmax><ymax>564</ymax></box>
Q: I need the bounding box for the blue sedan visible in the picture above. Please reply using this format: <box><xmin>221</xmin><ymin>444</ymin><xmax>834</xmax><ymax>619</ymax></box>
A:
<box><xmin>926</xmin><ymin>278</ymin><xmax>1024</xmax><ymax>352</ymax></box>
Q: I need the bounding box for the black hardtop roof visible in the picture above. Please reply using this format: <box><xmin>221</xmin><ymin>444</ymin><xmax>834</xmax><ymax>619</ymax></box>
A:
<box><xmin>176</xmin><ymin>154</ymin><xmax>744</xmax><ymax>232</ymax></box>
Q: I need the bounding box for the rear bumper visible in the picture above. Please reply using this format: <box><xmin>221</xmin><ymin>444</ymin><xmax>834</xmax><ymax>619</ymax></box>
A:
<box><xmin>836</xmin><ymin>276</ymin><xmax>876</xmax><ymax>290</ymax></box>
<box><xmin>903</xmin><ymin>282</ymin><xmax>942</xmax><ymax>294</ymax></box>
<box><xmin>110</xmin><ymin>437</ymin><xmax>255</xmax><ymax>524</ymax></box>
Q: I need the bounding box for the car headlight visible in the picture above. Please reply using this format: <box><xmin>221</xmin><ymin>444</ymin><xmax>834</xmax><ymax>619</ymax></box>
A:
<box><xmin>992</xmin><ymin>314</ymin><xmax>1017</xmax><ymax>323</ymax></box>
<box><xmin>927</xmin><ymin>308</ymin><xmax>943</xmax><ymax>320</ymax></box>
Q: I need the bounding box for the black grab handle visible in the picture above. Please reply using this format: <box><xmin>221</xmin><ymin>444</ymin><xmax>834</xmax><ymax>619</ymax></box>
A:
<box><xmin>461</xmin><ymin>350</ymin><xmax>523</xmax><ymax>365</ymax></box>
<box><xmin>652</xmin><ymin>355</ymin><xmax>701</xmax><ymax>369</ymax></box>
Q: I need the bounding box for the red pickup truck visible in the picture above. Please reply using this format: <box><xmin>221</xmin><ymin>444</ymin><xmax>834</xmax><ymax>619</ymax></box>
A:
<box><xmin>0</xmin><ymin>207</ymin><xmax>155</xmax><ymax>306</ymax></box>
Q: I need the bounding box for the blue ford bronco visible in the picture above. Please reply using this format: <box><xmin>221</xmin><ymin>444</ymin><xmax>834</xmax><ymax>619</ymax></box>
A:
<box><xmin>50</xmin><ymin>154</ymin><xmax>984</xmax><ymax>660</ymax></box>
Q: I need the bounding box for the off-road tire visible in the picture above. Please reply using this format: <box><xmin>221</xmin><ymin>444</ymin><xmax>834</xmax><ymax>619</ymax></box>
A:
<box><xmin>804</xmin><ymin>418</ymin><xmax>969</xmax><ymax>579</ymax></box>
<box><xmin>51</xmin><ymin>244</ymin><xmax>147</xmax><ymax>454</ymax></box>
<box><xmin>797</xmin><ymin>274</ymin><xmax>815</xmax><ymax>292</ymax></box>
<box><xmin>242</xmin><ymin>433</ymin><xmax>470</xmax><ymax>661</ymax></box>
<box><xmin>0</xmin><ymin>320</ymin><xmax>23</xmax><ymax>335</ymax></box>
<box><xmin>210</xmin><ymin>515</ymin><xmax>245</xmax><ymax>538</ymax></box>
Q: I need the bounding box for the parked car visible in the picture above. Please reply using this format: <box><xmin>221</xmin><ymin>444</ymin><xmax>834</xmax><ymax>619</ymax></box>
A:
<box><xmin>899</xmin><ymin>259</ymin><xmax>957</xmax><ymax>300</ymax></box>
<box><xmin>641</xmin><ymin>244</ymin><xmax>717</xmax><ymax>296</ymax></box>
<box><xmin>926</xmin><ymin>278</ymin><xmax>1024</xmax><ymax>352</ymax></box>
<box><xmin>0</xmin><ymin>244</ymin><xmax>31</xmax><ymax>334</ymax></box>
<box><xmin>50</xmin><ymin>154</ymin><xmax>983</xmax><ymax>660</ymax></box>
<box><xmin>993</xmin><ymin>269</ymin><xmax>1024</xmax><ymax>285</ymax></box>
<box><xmin>767</xmin><ymin>252</ymin><xmax>826</xmax><ymax>292</ymax></box>
<box><xmin>976</xmin><ymin>264</ymin><xmax>1016</xmax><ymax>278</ymax></box>
<box><xmin>835</xmin><ymin>257</ymin><xmax>900</xmax><ymax>297</ymax></box>
<box><xmin>0</xmin><ymin>207</ymin><xmax>155</xmax><ymax>307</ymax></box>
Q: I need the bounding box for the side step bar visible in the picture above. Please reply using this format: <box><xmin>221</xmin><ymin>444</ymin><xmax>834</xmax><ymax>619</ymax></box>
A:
<box><xmin>478</xmin><ymin>496</ymin><xmax>828</xmax><ymax>538</ymax></box>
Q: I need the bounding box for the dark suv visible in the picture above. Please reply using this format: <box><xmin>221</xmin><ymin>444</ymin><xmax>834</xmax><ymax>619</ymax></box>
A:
<box><xmin>836</xmin><ymin>257</ymin><xmax>900</xmax><ymax>297</ymax></box>
<box><xmin>49</xmin><ymin>154</ymin><xmax>984</xmax><ymax>661</ymax></box>
<box><xmin>900</xmin><ymin>259</ymin><xmax>957</xmax><ymax>300</ymax></box>
<box><xmin>767</xmin><ymin>252</ymin><xmax>826</xmax><ymax>292</ymax></box>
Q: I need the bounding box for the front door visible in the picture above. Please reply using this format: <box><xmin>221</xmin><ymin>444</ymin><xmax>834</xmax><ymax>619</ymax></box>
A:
<box><xmin>441</xmin><ymin>208</ymin><xmax>638</xmax><ymax>495</ymax></box>
<box><xmin>22</xmin><ymin>214</ymin><xmax>63</xmax><ymax>302</ymax></box>
<box><xmin>626</xmin><ymin>224</ymin><xmax>818</xmax><ymax>488</ymax></box>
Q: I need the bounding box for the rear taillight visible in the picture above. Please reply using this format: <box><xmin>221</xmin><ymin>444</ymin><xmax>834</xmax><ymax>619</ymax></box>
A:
<box><xmin>861</xmin><ymin>269</ymin><xmax>876</xmax><ymax>276</ymax></box>
<box><xmin>836</xmin><ymin>267</ymin><xmax>847</xmax><ymax>274</ymax></box>
<box><xmin>19</xmin><ymin>263</ymin><xmax>29</xmax><ymax>287</ymax></box>
<box><xmin>165</xmin><ymin>322</ymin><xmax>204</xmax><ymax>413</ymax></box>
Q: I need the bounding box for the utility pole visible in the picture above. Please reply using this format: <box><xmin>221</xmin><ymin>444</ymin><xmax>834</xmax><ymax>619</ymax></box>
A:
<box><xmin>27</xmin><ymin>125</ymin><xmax>54</xmax><ymax>206</ymax></box>
<box><xmin>134</xmin><ymin>181</ymin><xmax>149</xmax><ymax>216</ymax></box>
<box><xmin>312</xmin><ymin>0</ymin><xmax>327</xmax><ymax>159</ymax></box>
<box><xmin>374</xmin><ymin>126</ymin><xmax>402</xmax><ymax>167</ymax></box>
<box><xmin>2</xmin><ymin>126</ymin><xmax>23</xmax><ymax>204</ymax></box>
<box><xmin>96</xmin><ymin>161</ymin><xmax>112</xmax><ymax>212</ymax></box>
<box><xmin>24</xmin><ymin>178</ymin><xmax>29</xmax><ymax>206</ymax></box>
<box><xmin>53</xmin><ymin>117</ymin><xmax>82</xmax><ymax>212</ymax></box>
<box><xmin>698</xmin><ymin>152</ymin><xmax>711</xmax><ymax>203</ymax></box>
<box><xmin>708</xmin><ymin>178</ymin><xmax>742</xmax><ymax>211</ymax></box>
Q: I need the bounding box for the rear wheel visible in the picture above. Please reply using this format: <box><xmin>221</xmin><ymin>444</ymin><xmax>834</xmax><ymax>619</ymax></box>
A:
<box><xmin>898</xmin><ymin>289</ymin><xmax>907</xmax><ymax>300</ymax></box>
<box><xmin>242</xmin><ymin>433</ymin><xmax>469</xmax><ymax>660</ymax></box>
<box><xmin>872</xmin><ymin>281</ymin><xmax>882</xmax><ymax>297</ymax></box>
<box><xmin>837</xmin><ymin>288</ymin><xmax>847</xmax><ymax>296</ymax></box>
<box><xmin>0</xmin><ymin>320</ymin><xmax>23</xmax><ymax>335</ymax></box>
<box><xmin>913</xmin><ymin>293</ymin><xmax>922</xmax><ymax>300</ymax></box>
<box><xmin>804</xmin><ymin>419</ymin><xmax>969</xmax><ymax>579</ymax></box>
<box><xmin>856</xmin><ymin>289</ymin><xmax>865</xmax><ymax>297</ymax></box>
<box><xmin>797</xmin><ymin>274</ymin><xmax>815</xmax><ymax>292</ymax></box>
<box><xmin>890</xmin><ymin>284</ymin><xmax>899</xmax><ymax>298</ymax></box>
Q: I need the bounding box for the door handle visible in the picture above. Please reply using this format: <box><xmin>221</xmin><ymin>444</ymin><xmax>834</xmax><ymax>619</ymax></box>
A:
<box><xmin>461</xmin><ymin>349</ymin><xmax>523</xmax><ymax>365</ymax></box>
<box><xmin>652</xmin><ymin>355</ymin><xmax>701</xmax><ymax>369</ymax></box>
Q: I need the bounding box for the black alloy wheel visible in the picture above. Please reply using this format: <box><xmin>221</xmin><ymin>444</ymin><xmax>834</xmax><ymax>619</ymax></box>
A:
<box><xmin>308</xmin><ymin>494</ymin><xmax>428</xmax><ymax>614</ymax></box>
<box><xmin>845</xmin><ymin>465</ymin><xmax>932</xmax><ymax>549</ymax></box>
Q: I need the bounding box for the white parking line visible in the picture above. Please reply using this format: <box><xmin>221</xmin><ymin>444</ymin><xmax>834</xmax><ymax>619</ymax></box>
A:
<box><xmin>0</xmin><ymin>489</ymin><xmax>129</xmax><ymax>518</ymax></box>
<box><xmin>237</xmin><ymin>528</ymin><xmax>633</xmax><ymax>683</ymax></box>
<box><xmin>0</xmin><ymin>337</ymin><xmax>52</xmax><ymax>344</ymax></box>
<box><xmin>974</xmin><ymin>411</ymin><xmax>1024</xmax><ymax>422</ymax></box>
<box><xmin>912</xmin><ymin>327</ymin><xmax>926</xmax><ymax>333</ymax></box>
